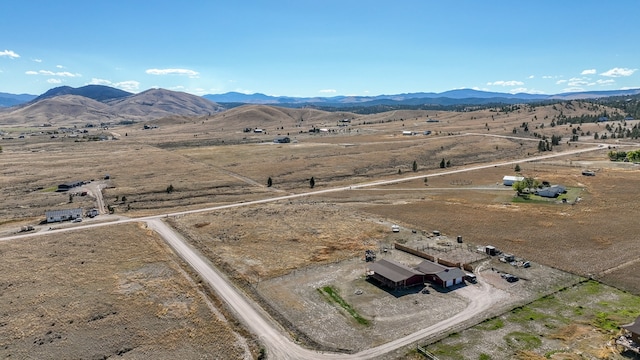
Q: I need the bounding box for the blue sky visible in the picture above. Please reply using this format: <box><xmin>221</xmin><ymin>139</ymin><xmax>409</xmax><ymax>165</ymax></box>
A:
<box><xmin>1</xmin><ymin>1</ymin><xmax>638</xmax><ymax>97</ymax></box>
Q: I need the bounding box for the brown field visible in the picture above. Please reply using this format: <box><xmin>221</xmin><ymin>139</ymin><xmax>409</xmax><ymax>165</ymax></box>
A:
<box><xmin>0</xmin><ymin>223</ymin><xmax>257</xmax><ymax>359</ymax></box>
<box><xmin>2</xmin><ymin>101</ymin><xmax>640</xmax><ymax>358</ymax></box>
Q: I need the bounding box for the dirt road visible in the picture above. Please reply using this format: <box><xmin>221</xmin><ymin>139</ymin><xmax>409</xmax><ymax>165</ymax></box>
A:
<box><xmin>146</xmin><ymin>218</ymin><xmax>506</xmax><ymax>359</ymax></box>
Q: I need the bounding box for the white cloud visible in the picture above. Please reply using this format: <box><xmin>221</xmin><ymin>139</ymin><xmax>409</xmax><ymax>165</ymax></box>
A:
<box><xmin>0</xmin><ymin>50</ymin><xmax>20</xmax><ymax>58</ymax></box>
<box><xmin>542</xmin><ymin>75</ymin><xmax>557</xmax><ymax>79</ymax></box>
<box><xmin>26</xmin><ymin>69</ymin><xmax>80</xmax><ymax>77</ymax></box>
<box><xmin>471</xmin><ymin>86</ymin><xmax>491</xmax><ymax>91</ymax></box>
<box><xmin>47</xmin><ymin>78</ymin><xmax>62</xmax><ymax>84</ymax></box>
<box><xmin>562</xmin><ymin>87</ymin><xmax>585</xmax><ymax>93</ymax></box>
<box><xmin>56</xmin><ymin>65</ymin><xmax>65</xmax><ymax>69</ymax></box>
<box><xmin>33</xmin><ymin>58</ymin><xmax>42</xmax><ymax>63</ymax></box>
<box><xmin>600</xmin><ymin>67</ymin><xmax>637</xmax><ymax>77</ymax></box>
<box><xmin>509</xmin><ymin>87</ymin><xmax>529</xmax><ymax>94</ymax></box>
<box><xmin>319</xmin><ymin>89</ymin><xmax>337</xmax><ymax>93</ymax></box>
<box><xmin>88</xmin><ymin>78</ymin><xmax>140</xmax><ymax>92</ymax></box>
<box><xmin>568</xmin><ymin>77</ymin><xmax>589</xmax><ymax>87</ymax></box>
<box><xmin>528</xmin><ymin>75</ymin><xmax>535</xmax><ymax>79</ymax></box>
<box><xmin>89</xmin><ymin>78</ymin><xmax>113</xmax><ymax>86</ymax></box>
<box><xmin>581</xmin><ymin>69</ymin><xmax>597</xmax><ymax>75</ymax></box>
<box><xmin>556</xmin><ymin>80</ymin><xmax>567</xmax><ymax>84</ymax></box>
<box><xmin>596</xmin><ymin>79</ymin><xmax>615</xmax><ymax>85</ymax></box>
<box><xmin>145</xmin><ymin>68</ymin><xmax>199</xmax><ymax>77</ymax></box>
<box><xmin>486</xmin><ymin>80</ymin><xmax>524</xmax><ymax>86</ymax></box>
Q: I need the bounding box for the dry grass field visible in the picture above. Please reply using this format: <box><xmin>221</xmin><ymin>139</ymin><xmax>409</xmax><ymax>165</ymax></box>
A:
<box><xmin>0</xmin><ymin>223</ymin><xmax>257</xmax><ymax>359</ymax></box>
<box><xmin>1</xmin><ymin>100</ymin><xmax>640</xmax><ymax>358</ymax></box>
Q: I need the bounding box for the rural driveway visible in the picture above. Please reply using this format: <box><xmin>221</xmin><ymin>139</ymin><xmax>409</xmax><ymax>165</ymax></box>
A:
<box><xmin>147</xmin><ymin>218</ymin><xmax>506</xmax><ymax>359</ymax></box>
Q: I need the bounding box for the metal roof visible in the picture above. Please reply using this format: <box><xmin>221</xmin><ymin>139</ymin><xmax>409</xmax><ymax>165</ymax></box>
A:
<box><xmin>46</xmin><ymin>208</ymin><xmax>83</xmax><ymax>217</ymax></box>
<box><xmin>623</xmin><ymin>316</ymin><xmax>640</xmax><ymax>335</ymax></box>
<box><xmin>415</xmin><ymin>260</ymin><xmax>465</xmax><ymax>282</ymax></box>
<box><xmin>368</xmin><ymin>259</ymin><xmax>423</xmax><ymax>283</ymax></box>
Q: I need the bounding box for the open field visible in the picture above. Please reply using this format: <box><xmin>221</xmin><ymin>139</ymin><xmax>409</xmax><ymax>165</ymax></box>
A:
<box><xmin>424</xmin><ymin>280</ymin><xmax>640</xmax><ymax>360</ymax></box>
<box><xmin>0</xmin><ymin>223</ymin><xmax>257</xmax><ymax>359</ymax></box>
<box><xmin>2</xmin><ymin>102</ymin><xmax>640</xmax><ymax>358</ymax></box>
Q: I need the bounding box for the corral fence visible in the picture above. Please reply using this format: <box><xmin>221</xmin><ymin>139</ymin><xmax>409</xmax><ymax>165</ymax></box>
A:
<box><xmin>450</xmin><ymin>179</ymin><xmax>472</xmax><ymax>185</ymax></box>
<box><xmin>394</xmin><ymin>243</ymin><xmax>474</xmax><ymax>272</ymax></box>
<box><xmin>416</xmin><ymin>346</ymin><xmax>440</xmax><ymax>360</ymax></box>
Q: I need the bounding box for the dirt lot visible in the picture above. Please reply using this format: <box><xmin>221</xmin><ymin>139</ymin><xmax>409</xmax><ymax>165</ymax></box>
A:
<box><xmin>0</xmin><ymin>223</ymin><xmax>257</xmax><ymax>359</ymax></box>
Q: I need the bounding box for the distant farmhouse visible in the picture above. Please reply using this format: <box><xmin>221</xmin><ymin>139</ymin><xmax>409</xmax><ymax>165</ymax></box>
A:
<box><xmin>503</xmin><ymin>175</ymin><xmax>524</xmax><ymax>186</ymax></box>
<box><xmin>57</xmin><ymin>180</ymin><xmax>83</xmax><ymax>192</ymax></box>
<box><xmin>46</xmin><ymin>208</ymin><xmax>83</xmax><ymax>223</ymax></box>
<box><xmin>367</xmin><ymin>258</ymin><xmax>466</xmax><ymax>290</ymax></box>
<box><xmin>536</xmin><ymin>185</ymin><xmax>566</xmax><ymax>198</ymax></box>
<box><xmin>273</xmin><ymin>136</ymin><xmax>290</xmax><ymax>144</ymax></box>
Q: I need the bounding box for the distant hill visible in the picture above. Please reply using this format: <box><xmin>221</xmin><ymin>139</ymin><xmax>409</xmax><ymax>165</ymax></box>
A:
<box><xmin>0</xmin><ymin>87</ymin><xmax>223</xmax><ymax>126</ymax></box>
<box><xmin>205</xmin><ymin>88</ymin><xmax>640</xmax><ymax>107</ymax></box>
<box><xmin>0</xmin><ymin>92</ymin><xmax>37</xmax><ymax>107</ymax></box>
<box><xmin>34</xmin><ymin>85</ymin><xmax>133</xmax><ymax>103</ymax></box>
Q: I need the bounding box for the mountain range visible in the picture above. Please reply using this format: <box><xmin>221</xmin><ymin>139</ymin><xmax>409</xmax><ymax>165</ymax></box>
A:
<box><xmin>202</xmin><ymin>88</ymin><xmax>640</xmax><ymax>107</ymax></box>
<box><xmin>0</xmin><ymin>86</ymin><xmax>223</xmax><ymax>126</ymax></box>
<box><xmin>1</xmin><ymin>85</ymin><xmax>639</xmax><ymax>126</ymax></box>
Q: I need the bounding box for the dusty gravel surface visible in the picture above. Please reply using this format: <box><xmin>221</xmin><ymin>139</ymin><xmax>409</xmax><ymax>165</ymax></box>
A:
<box><xmin>0</xmin><ymin>223</ymin><xmax>256</xmax><ymax>359</ymax></box>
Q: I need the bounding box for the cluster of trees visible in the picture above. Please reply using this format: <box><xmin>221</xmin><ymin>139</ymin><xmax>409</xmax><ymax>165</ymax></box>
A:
<box><xmin>512</xmin><ymin>177</ymin><xmax>540</xmax><ymax>198</ymax></box>
<box><xmin>440</xmin><ymin>158</ymin><xmax>451</xmax><ymax>168</ymax></box>
<box><xmin>608</xmin><ymin>149</ymin><xmax>640</xmax><ymax>162</ymax></box>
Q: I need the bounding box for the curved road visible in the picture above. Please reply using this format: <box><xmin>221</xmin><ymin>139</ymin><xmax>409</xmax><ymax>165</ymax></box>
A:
<box><xmin>148</xmin><ymin>218</ymin><xmax>506</xmax><ymax>359</ymax></box>
<box><xmin>0</xmin><ymin>142</ymin><xmax>614</xmax><ymax>358</ymax></box>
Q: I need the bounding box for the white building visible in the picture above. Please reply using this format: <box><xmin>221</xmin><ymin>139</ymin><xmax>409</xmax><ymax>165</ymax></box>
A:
<box><xmin>46</xmin><ymin>208</ymin><xmax>83</xmax><ymax>223</ymax></box>
<box><xmin>503</xmin><ymin>175</ymin><xmax>524</xmax><ymax>186</ymax></box>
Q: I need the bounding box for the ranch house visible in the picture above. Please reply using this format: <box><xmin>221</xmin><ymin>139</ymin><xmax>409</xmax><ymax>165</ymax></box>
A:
<box><xmin>367</xmin><ymin>259</ymin><xmax>425</xmax><ymax>289</ymax></box>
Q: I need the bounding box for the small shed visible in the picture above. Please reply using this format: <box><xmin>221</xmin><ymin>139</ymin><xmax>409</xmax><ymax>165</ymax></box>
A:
<box><xmin>582</xmin><ymin>170</ymin><xmax>595</xmax><ymax>176</ymax></box>
<box><xmin>623</xmin><ymin>316</ymin><xmax>640</xmax><ymax>344</ymax></box>
<box><xmin>273</xmin><ymin>136</ymin><xmax>290</xmax><ymax>144</ymax></box>
<box><xmin>485</xmin><ymin>245</ymin><xmax>497</xmax><ymax>256</ymax></box>
<box><xmin>503</xmin><ymin>176</ymin><xmax>524</xmax><ymax>186</ymax></box>
<box><xmin>367</xmin><ymin>259</ymin><xmax>425</xmax><ymax>289</ymax></box>
<box><xmin>46</xmin><ymin>208</ymin><xmax>83</xmax><ymax>223</ymax></box>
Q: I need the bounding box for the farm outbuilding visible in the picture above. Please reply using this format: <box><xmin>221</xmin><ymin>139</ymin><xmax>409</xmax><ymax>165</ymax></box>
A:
<box><xmin>273</xmin><ymin>136</ymin><xmax>290</xmax><ymax>144</ymax></box>
<box><xmin>503</xmin><ymin>176</ymin><xmax>524</xmax><ymax>186</ymax></box>
<box><xmin>45</xmin><ymin>208</ymin><xmax>83</xmax><ymax>223</ymax></box>
<box><xmin>367</xmin><ymin>259</ymin><xmax>425</xmax><ymax>289</ymax></box>
<box><xmin>414</xmin><ymin>260</ymin><xmax>465</xmax><ymax>288</ymax></box>
<box><xmin>623</xmin><ymin>316</ymin><xmax>640</xmax><ymax>344</ymax></box>
<box><xmin>57</xmin><ymin>180</ymin><xmax>83</xmax><ymax>192</ymax></box>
